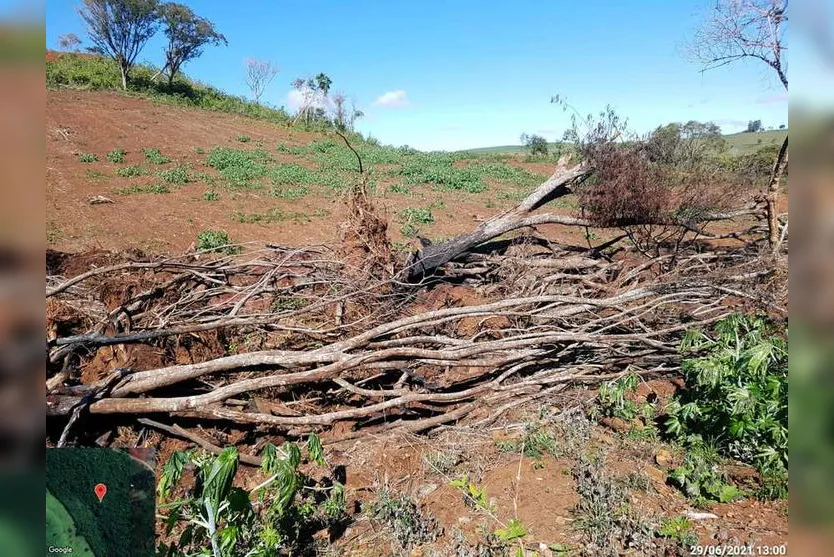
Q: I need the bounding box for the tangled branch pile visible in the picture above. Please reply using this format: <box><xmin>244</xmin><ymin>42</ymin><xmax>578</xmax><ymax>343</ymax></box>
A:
<box><xmin>45</xmin><ymin>132</ymin><xmax>787</xmax><ymax>453</ymax></box>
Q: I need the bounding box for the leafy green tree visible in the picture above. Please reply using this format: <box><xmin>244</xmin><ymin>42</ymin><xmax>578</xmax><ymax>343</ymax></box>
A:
<box><xmin>315</xmin><ymin>72</ymin><xmax>332</xmax><ymax>97</ymax></box>
<box><xmin>745</xmin><ymin>119</ymin><xmax>763</xmax><ymax>133</ymax></box>
<box><xmin>520</xmin><ymin>133</ymin><xmax>548</xmax><ymax>156</ymax></box>
<box><xmin>644</xmin><ymin>120</ymin><xmax>724</xmax><ymax>167</ymax></box>
<box><xmin>78</xmin><ymin>0</ymin><xmax>160</xmax><ymax>90</ymax></box>
<box><xmin>158</xmin><ymin>2</ymin><xmax>226</xmax><ymax>86</ymax></box>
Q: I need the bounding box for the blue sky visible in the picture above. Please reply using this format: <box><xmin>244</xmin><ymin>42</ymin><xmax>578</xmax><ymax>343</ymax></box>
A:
<box><xmin>46</xmin><ymin>0</ymin><xmax>789</xmax><ymax>151</ymax></box>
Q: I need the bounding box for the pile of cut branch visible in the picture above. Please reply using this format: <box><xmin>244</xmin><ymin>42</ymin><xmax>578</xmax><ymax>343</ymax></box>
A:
<box><xmin>46</xmin><ymin>154</ymin><xmax>786</xmax><ymax>450</ymax></box>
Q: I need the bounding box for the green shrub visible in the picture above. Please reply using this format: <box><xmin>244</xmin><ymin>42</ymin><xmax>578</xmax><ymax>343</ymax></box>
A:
<box><xmin>466</xmin><ymin>162</ymin><xmax>544</xmax><ymax>187</ymax></box>
<box><xmin>116</xmin><ymin>184</ymin><xmax>170</xmax><ymax>195</ymax></box>
<box><xmin>236</xmin><ymin>135</ymin><xmax>251</xmax><ymax>143</ymax></box>
<box><xmin>276</xmin><ymin>143</ymin><xmax>307</xmax><ymax>156</ymax></box>
<box><xmin>395</xmin><ymin>154</ymin><xmax>486</xmax><ymax>193</ymax></box>
<box><xmin>116</xmin><ymin>165</ymin><xmax>148</xmax><ymax>177</ymax></box>
<box><xmin>142</xmin><ymin>148</ymin><xmax>170</xmax><ymax>165</ymax></box>
<box><xmin>207</xmin><ymin>147</ymin><xmax>271</xmax><ymax>189</ymax></box>
<box><xmin>158</xmin><ymin>164</ymin><xmax>191</xmax><ymax>184</ymax></box>
<box><xmin>269</xmin><ymin>163</ymin><xmax>317</xmax><ymax>186</ymax></box>
<box><xmin>78</xmin><ymin>152</ymin><xmax>97</xmax><ymax>163</ymax></box>
<box><xmin>399</xmin><ymin>206</ymin><xmax>434</xmax><ymax>237</ymax></box>
<box><xmin>106</xmin><ymin>148</ymin><xmax>125</xmax><ymax>163</ymax></box>
<box><xmin>196</xmin><ymin>230</ymin><xmax>240</xmax><ymax>254</ymax></box>
<box><xmin>665</xmin><ymin>314</ymin><xmax>788</xmax><ymax>499</ymax></box>
<box><xmin>46</xmin><ymin>53</ymin><xmax>127</xmax><ymax>90</ymax></box>
<box><xmin>203</xmin><ymin>190</ymin><xmax>218</xmax><ymax>201</ymax></box>
<box><xmin>667</xmin><ymin>443</ymin><xmax>741</xmax><ymax>507</ymax></box>
<box><xmin>656</xmin><ymin>516</ymin><xmax>697</xmax><ymax>547</ymax></box>
<box><xmin>595</xmin><ymin>372</ymin><xmax>655</xmax><ymax>424</ymax></box>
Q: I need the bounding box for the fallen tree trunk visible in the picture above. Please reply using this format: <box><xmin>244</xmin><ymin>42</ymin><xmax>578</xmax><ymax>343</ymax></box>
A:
<box><xmin>405</xmin><ymin>157</ymin><xmax>763</xmax><ymax>281</ymax></box>
<box><xmin>406</xmin><ymin>161</ymin><xmax>592</xmax><ymax>279</ymax></box>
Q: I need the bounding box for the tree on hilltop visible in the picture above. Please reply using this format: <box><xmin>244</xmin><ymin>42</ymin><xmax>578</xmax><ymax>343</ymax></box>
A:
<box><xmin>158</xmin><ymin>2</ymin><xmax>226</xmax><ymax>86</ymax></box>
<box><xmin>79</xmin><ymin>0</ymin><xmax>160</xmax><ymax>90</ymax></box>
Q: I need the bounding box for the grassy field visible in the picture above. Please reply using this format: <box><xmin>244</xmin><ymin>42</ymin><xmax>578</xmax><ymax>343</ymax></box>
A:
<box><xmin>723</xmin><ymin>129</ymin><xmax>787</xmax><ymax>155</ymax></box>
<box><xmin>46</xmin><ymin>490</ymin><xmax>96</xmax><ymax>556</ymax></box>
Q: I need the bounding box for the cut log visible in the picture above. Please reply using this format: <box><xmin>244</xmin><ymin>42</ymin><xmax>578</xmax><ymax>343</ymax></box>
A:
<box><xmin>406</xmin><ymin>160</ymin><xmax>592</xmax><ymax>280</ymax></box>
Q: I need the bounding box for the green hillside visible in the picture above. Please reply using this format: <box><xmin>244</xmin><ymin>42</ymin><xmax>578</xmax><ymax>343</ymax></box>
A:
<box><xmin>723</xmin><ymin>129</ymin><xmax>787</xmax><ymax>155</ymax></box>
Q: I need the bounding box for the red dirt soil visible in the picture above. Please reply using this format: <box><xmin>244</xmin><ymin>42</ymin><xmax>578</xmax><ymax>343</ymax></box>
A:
<box><xmin>47</xmin><ymin>90</ymin><xmax>610</xmax><ymax>255</ymax></box>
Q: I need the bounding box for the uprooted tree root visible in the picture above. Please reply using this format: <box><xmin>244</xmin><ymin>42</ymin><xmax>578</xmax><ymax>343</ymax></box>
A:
<box><xmin>45</xmin><ymin>154</ymin><xmax>787</xmax><ymax>457</ymax></box>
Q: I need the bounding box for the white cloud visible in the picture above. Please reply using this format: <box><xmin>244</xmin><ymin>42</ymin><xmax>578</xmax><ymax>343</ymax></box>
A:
<box><xmin>372</xmin><ymin>90</ymin><xmax>410</xmax><ymax>108</ymax></box>
<box><xmin>285</xmin><ymin>87</ymin><xmax>332</xmax><ymax>113</ymax></box>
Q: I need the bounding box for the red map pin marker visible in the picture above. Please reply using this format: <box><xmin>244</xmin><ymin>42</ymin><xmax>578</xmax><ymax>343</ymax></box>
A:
<box><xmin>94</xmin><ymin>483</ymin><xmax>107</xmax><ymax>503</ymax></box>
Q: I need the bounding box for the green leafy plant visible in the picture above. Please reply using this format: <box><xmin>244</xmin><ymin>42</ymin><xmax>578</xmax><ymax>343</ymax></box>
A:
<box><xmin>450</xmin><ymin>475</ymin><xmax>494</xmax><ymax>512</ymax></box>
<box><xmin>156</xmin><ymin>434</ymin><xmax>346</xmax><ymax>556</ymax></box>
<box><xmin>196</xmin><ymin>230</ymin><xmax>240</xmax><ymax>254</ymax></box>
<box><xmin>387</xmin><ymin>183</ymin><xmax>411</xmax><ymax>195</ymax></box>
<box><xmin>667</xmin><ymin>443</ymin><xmax>741</xmax><ymax>507</ymax></box>
<box><xmin>494</xmin><ymin>518</ymin><xmax>527</xmax><ymax>542</ymax></box>
<box><xmin>399</xmin><ymin>206</ymin><xmax>434</xmax><ymax>237</ymax></box>
<box><xmin>656</xmin><ymin>516</ymin><xmax>698</xmax><ymax>547</ymax></box>
<box><xmin>106</xmin><ymin>148</ymin><xmax>125</xmax><ymax>163</ymax></box>
<box><xmin>597</xmin><ymin>372</ymin><xmax>649</xmax><ymax>421</ymax></box>
<box><xmin>207</xmin><ymin>147</ymin><xmax>271</xmax><ymax>189</ymax></box>
<box><xmin>203</xmin><ymin>190</ymin><xmax>218</xmax><ymax>201</ymax></box>
<box><xmin>143</xmin><ymin>147</ymin><xmax>171</xmax><ymax>165</ymax></box>
<box><xmin>665</xmin><ymin>314</ymin><xmax>788</xmax><ymax>499</ymax></box>
<box><xmin>271</xmin><ymin>185</ymin><xmax>309</xmax><ymax>199</ymax></box>
<box><xmin>495</xmin><ymin>423</ymin><xmax>561</xmax><ymax>459</ymax></box>
<box><xmin>116</xmin><ymin>164</ymin><xmax>148</xmax><ymax>177</ymax></box>
<box><xmin>158</xmin><ymin>164</ymin><xmax>192</xmax><ymax>184</ymax></box>
<box><xmin>78</xmin><ymin>152</ymin><xmax>97</xmax><ymax>163</ymax></box>
<box><xmin>235</xmin><ymin>135</ymin><xmax>251</xmax><ymax>143</ymax></box>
